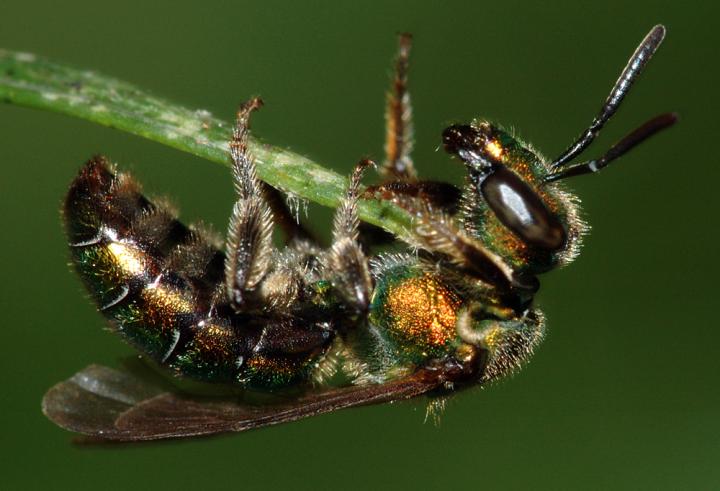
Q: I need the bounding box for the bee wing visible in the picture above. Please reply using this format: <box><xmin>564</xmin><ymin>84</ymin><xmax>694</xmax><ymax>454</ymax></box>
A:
<box><xmin>42</xmin><ymin>364</ymin><xmax>444</xmax><ymax>442</ymax></box>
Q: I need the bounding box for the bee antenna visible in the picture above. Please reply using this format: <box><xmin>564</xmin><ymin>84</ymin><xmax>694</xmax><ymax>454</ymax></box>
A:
<box><xmin>550</xmin><ymin>25</ymin><xmax>667</xmax><ymax>170</ymax></box>
<box><xmin>545</xmin><ymin>112</ymin><xmax>677</xmax><ymax>183</ymax></box>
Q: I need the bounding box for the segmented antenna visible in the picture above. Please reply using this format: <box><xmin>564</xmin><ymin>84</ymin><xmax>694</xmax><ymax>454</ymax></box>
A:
<box><xmin>550</xmin><ymin>25</ymin><xmax>667</xmax><ymax>170</ymax></box>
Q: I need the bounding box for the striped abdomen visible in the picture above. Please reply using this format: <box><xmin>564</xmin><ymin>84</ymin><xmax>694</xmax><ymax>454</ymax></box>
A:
<box><xmin>64</xmin><ymin>157</ymin><xmax>330</xmax><ymax>388</ymax></box>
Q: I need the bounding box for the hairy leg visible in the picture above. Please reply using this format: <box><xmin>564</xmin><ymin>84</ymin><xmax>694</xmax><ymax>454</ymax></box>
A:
<box><xmin>360</xmin><ymin>34</ymin><xmax>463</xmax><ymax>249</ymax></box>
<box><xmin>380</xmin><ymin>33</ymin><xmax>415</xmax><ymax>181</ymax></box>
<box><xmin>224</xmin><ymin>98</ymin><xmax>275</xmax><ymax>310</ymax></box>
<box><xmin>324</xmin><ymin>160</ymin><xmax>375</xmax><ymax>312</ymax></box>
<box><xmin>455</xmin><ymin>306</ymin><xmax>545</xmax><ymax>383</ymax></box>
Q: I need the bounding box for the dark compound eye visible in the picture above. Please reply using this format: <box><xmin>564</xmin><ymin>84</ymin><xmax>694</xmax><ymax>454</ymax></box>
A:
<box><xmin>481</xmin><ymin>166</ymin><xmax>567</xmax><ymax>251</ymax></box>
<box><xmin>443</xmin><ymin>124</ymin><xmax>568</xmax><ymax>251</ymax></box>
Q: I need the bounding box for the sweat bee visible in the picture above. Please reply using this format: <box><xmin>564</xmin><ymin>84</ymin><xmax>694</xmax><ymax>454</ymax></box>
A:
<box><xmin>43</xmin><ymin>25</ymin><xmax>676</xmax><ymax>441</ymax></box>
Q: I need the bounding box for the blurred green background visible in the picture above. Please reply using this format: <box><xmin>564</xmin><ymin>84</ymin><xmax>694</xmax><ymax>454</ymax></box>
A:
<box><xmin>1</xmin><ymin>1</ymin><xmax>717</xmax><ymax>489</ymax></box>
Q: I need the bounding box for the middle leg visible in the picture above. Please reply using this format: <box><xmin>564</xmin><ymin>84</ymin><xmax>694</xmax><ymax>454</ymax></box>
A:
<box><xmin>324</xmin><ymin>160</ymin><xmax>375</xmax><ymax>312</ymax></box>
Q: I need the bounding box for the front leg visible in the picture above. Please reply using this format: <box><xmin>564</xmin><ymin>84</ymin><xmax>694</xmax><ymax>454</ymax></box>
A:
<box><xmin>406</xmin><ymin>203</ymin><xmax>519</xmax><ymax>294</ymax></box>
<box><xmin>455</xmin><ymin>304</ymin><xmax>545</xmax><ymax>383</ymax></box>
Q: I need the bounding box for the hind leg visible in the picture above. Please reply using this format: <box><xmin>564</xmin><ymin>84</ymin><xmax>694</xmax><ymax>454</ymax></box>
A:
<box><xmin>223</xmin><ymin>98</ymin><xmax>277</xmax><ymax>310</ymax></box>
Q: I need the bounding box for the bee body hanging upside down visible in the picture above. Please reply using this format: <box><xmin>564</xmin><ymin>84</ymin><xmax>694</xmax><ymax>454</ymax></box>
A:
<box><xmin>44</xmin><ymin>25</ymin><xmax>676</xmax><ymax>441</ymax></box>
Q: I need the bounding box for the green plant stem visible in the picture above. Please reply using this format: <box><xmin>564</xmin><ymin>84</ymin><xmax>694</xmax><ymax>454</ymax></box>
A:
<box><xmin>0</xmin><ymin>49</ymin><xmax>412</xmax><ymax>236</ymax></box>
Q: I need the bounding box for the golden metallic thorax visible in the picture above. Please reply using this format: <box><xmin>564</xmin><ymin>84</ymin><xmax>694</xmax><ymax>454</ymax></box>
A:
<box><xmin>384</xmin><ymin>274</ymin><xmax>461</xmax><ymax>349</ymax></box>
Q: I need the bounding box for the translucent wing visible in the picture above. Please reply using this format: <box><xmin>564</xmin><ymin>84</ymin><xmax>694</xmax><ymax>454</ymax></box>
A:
<box><xmin>42</xmin><ymin>365</ymin><xmax>444</xmax><ymax>442</ymax></box>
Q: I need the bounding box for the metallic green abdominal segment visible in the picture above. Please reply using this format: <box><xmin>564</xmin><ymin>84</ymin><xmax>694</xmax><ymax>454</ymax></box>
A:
<box><xmin>65</xmin><ymin>157</ymin><xmax>332</xmax><ymax>389</ymax></box>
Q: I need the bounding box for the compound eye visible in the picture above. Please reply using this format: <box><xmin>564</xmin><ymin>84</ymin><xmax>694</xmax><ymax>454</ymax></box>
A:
<box><xmin>481</xmin><ymin>166</ymin><xmax>567</xmax><ymax>251</ymax></box>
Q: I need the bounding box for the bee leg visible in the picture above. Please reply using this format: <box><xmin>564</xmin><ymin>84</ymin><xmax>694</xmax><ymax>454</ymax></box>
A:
<box><xmin>406</xmin><ymin>203</ymin><xmax>535</xmax><ymax>295</ymax></box>
<box><xmin>224</xmin><ymin>97</ymin><xmax>276</xmax><ymax>310</ymax></box>
<box><xmin>456</xmin><ymin>306</ymin><xmax>546</xmax><ymax>383</ymax></box>
<box><xmin>363</xmin><ymin>180</ymin><xmax>461</xmax><ymax>213</ymax></box>
<box><xmin>372</xmin><ymin>33</ymin><xmax>461</xmax><ymax>212</ymax></box>
<box><xmin>357</xmin><ymin>180</ymin><xmax>463</xmax><ymax>251</ymax></box>
<box><xmin>325</xmin><ymin>160</ymin><xmax>374</xmax><ymax>312</ymax></box>
<box><xmin>358</xmin><ymin>34</ymin><xmax>463</xmax><ymax>249</ymax></box>
<box><xmin>380</xmin><ymin>32</ymin><xmax>415</xmax><ymax>181</ymax></box>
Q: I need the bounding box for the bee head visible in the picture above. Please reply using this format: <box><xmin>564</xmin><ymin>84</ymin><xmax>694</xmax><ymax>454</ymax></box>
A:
<box><xmin>443</xmin><ymin>121</ymin><xmax>574</xmax><ymax>274</ymax></box>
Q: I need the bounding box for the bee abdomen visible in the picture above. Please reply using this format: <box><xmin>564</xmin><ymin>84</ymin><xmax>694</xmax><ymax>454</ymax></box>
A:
<box><xmin>64</xmin><ymin>157</ymin><xmax>330</xmax><ymax>388</ymax></box>
<box><xmin>64</xmin><ymin>157</ymin><xmax>217</xmax><ymax>362</ymax></box>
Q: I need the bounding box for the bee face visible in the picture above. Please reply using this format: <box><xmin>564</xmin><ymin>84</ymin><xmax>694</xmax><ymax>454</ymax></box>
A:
<box><xmin>444</xmin><ymin>122</ymin><xmax>568</xmax><ymax>247</ymax></box>
<box><xmin>443</xmin><ymin>121</ymin><xmax>581</xmax><ymax>274</ymax></box>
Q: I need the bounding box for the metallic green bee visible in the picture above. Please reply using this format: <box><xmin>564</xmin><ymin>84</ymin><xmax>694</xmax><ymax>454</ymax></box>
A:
<box><xmin>43</xmin><ymin>25</ymin><xmax>675</xmax><ymax>441</ymax></box>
